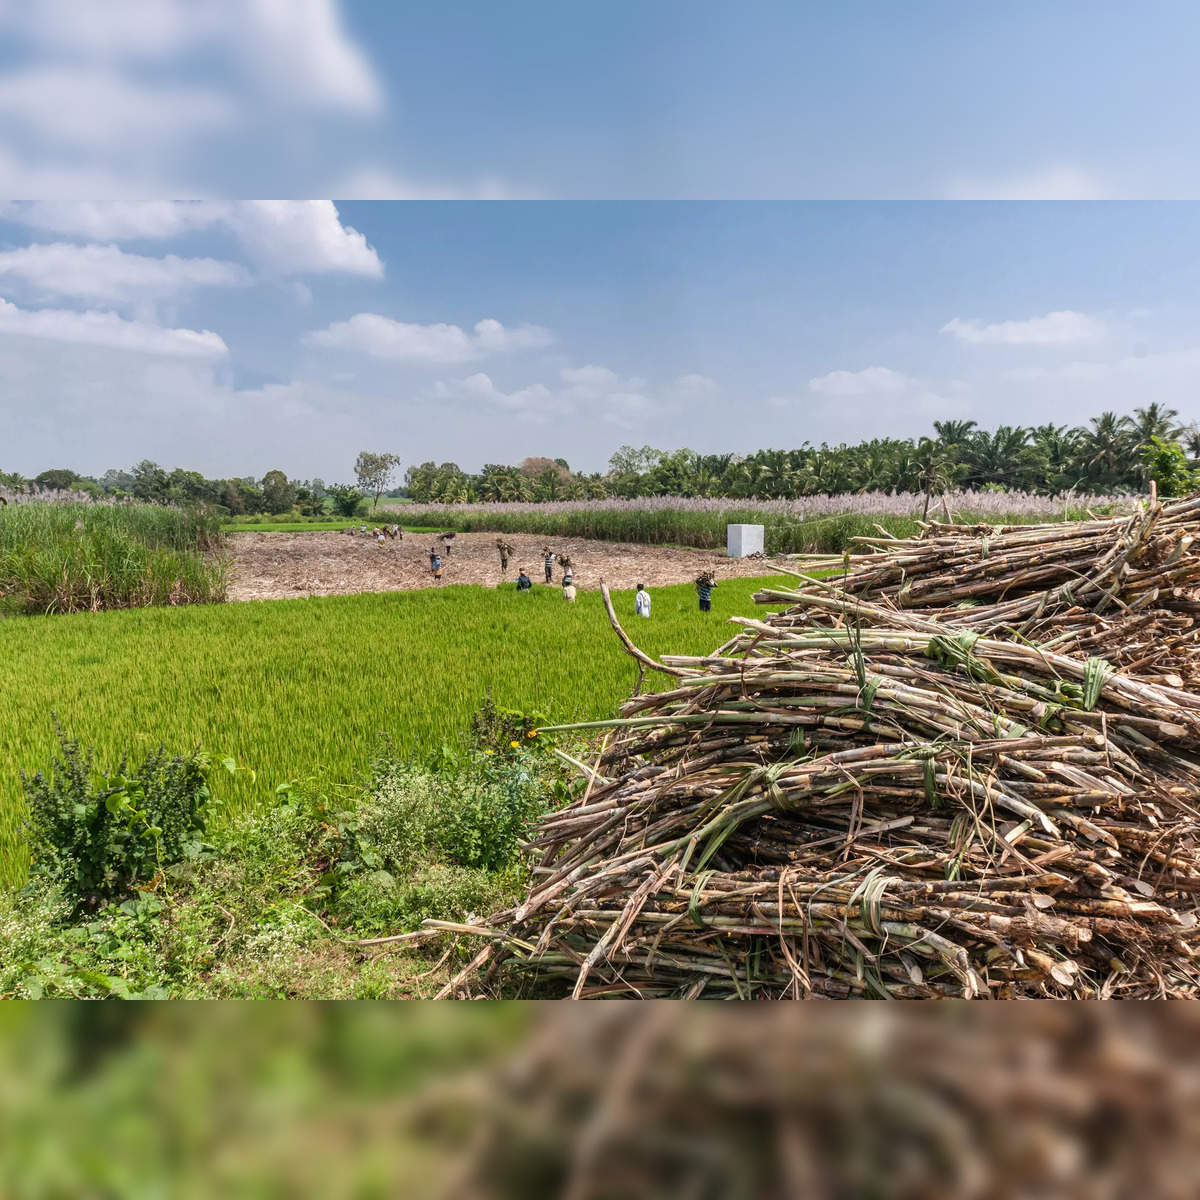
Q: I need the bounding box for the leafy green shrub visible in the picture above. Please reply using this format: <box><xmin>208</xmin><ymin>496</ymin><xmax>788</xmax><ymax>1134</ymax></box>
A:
<box><xmin>1140</xmin><ymin>437</ymin><xmax>1199</xmax><ymax>498</ymax></box>
<box><xmin>335</xmin><ymin>863</ymin><xmax>516</xmax><ymax>936</ymax></box>
<box><xmin>352</xmin><ymin>748</ymin><xmax>547</xmax><ymax>875</ymax></box>
<box><xmin>21</xmin><ymin>726</ymin><xmax>224</xmax><ymax>911</ymax></box>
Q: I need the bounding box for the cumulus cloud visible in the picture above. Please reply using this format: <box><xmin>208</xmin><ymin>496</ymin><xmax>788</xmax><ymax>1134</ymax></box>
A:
<box><xmin>670</xmin><ymin>372</ymin><xmax>718</xmax><ymax>397</ymax></box>
<box><xmin>473</xmin><ymin>318</ymin><xmax>554</xmax><ymax>353</ymax></box>
<box><xmin>434</xmin><ymin>373</ymin><xmax>568</xmax><ymax>422</ymax></box>
<box><xmin>0</xmin><ymin>65</ymin><xmax>235</xmax><ymax>149</ymax></box>
<box><xmin>940</xmin><ymin>310</ymin><xmax>1105</xmax><ymax>346</ymax></box>
<box><xmin>808</xmin><ymin>366</ymin><xmax>915</xmax><ymax>396</ymax></box>
<box><xmin>0</xmin><ymin>1</ymin><xmax>391</xmax><ymax>197</ymax></box>
<box><xmin>0</xmin><ymin>0</ymin><xmax>382</xmax><ymax>115</ymax></box>
<box><xmin>0</xmin><ymin>242</ymin><xmax>249</xmax><ymax>304</ymax></box>
<box><xmin>800</xmin><ymin>365</ymin><xmax>960</xmax><ymax>433</ymax></box>
<box><xmin>224</xmin><ymin>202</ymin><xmax>383</xmax><ymax>278</ymax></box>
<box><xmin>943</xmin><ymin>165</ymin><xmax>1109</xmax><ymax>201</ymax></box>
<box><xmin>2</xmin><ymin>201</ymin><xmax>384</xmax><ymax>279</ymax></box>
<box><xmin>0</xmin><ymin>297</ymin><xmax>227</xmax><ymax>357</ymax></box>
<box><xmin>432</xmin><ymin>362</ymin><xmax>704</xmax><ymax>429</ymax></box>
<box><xmin>307</xmin><ymin>315</ymin><xmax>551</xmax><ymax>363</ymax></box>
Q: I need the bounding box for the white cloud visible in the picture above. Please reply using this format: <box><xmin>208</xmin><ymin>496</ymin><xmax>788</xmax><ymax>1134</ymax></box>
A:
<box><xmin>332</xmin><ymin>166</ymin><xmax>537</xmax><ymax>201</ymax></box>
<box><xmin>669</xmin><ymin>372</ymin><xmax>718</xmax><ymax>398</ymax></box>
<box><xmin>307</xmin><ymin>315</ymin><xmax>551</xmax><ymax>362</ymax></box>
<box><xmin>808</xmin><ymin>366</ymin><xmax>914</xmax><ymax>396</ymax></box>
<box><xmin>310</xmin><ymin>316</ymin><xmax>475</xmax><ymax>363</ymax></box>
<box><xmin>0</xmin><ymin>65</ymin><xmax>235</xmax><ymax>148</ymax></box>
<box><xmin>0</xmin><ymin>242</ymin><xmax>249</xmax><ymax>304</ymax></box>
<box><xmin>940</xmin><ymin>310</ymin><xmax>1104</xmax><ymax>346</ymax></box>
<box><xmin>223</xmin><ymin>201</ymin><xmax>383</xmax><ymax>278</ymax></box>
<box><xmin>561</xmin><ymin>364</ymin><xmax>622</xmax><ymax>394</ymax></box>
<box><xmin>436</xmin><ymin>373</ymin><xmax>569</xmax><ymax>423</ymax></box>
<box><xmin>944</xmin><ymin>165</ymin><xmax>1109</xmax><ymax>201</ymax></box>
<box><xmin>0</xmin><ymin>298</ymin><xmax>227</xmax><ymax>358</ymax></box>
<box><xmin>1</xmin><ymin>200</ymin><xmax>216</xmax><ymax>240</ymax></box>
<box><xmin>602</xmin><ymin>392</ymin><xmax>657</xmax><ymax>428</ymax></box>
<box><xmin>232</xmin><ymin>0</ymin><xmax>383</xmax><ymax>114</ymax></box>
<box><xmin>0</xmin><ymin>2</ymin><xmax>387</xmax><ymax>198</ymax></box>
<box><xmin>434</xmin><ymin>362</ymin><xmax>704</xmax><ymax>429</ymax></box>
<box><xmin>0</xmin><ymin>0</ymin><xmax>382</xmax><ymax>115</ymax></box>
<box><xmin>2</xmin><ymin>201</ymin><xmax>384</xmax><ymax>279</ymax></box>
<box><xmin>472</xmin><ymin>317</ymin><xmax>554</xmax><ymax>353</ymax></box>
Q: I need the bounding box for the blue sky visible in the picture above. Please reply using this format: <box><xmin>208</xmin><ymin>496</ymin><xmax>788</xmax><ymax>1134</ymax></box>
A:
<box><xmin>3</xmin><ymin>200</ymin><xmax>1200</xmax><ymax>479</ymax></box>
<box><xmin>1</xmin><ymin>2</ymin><xmax>1200</xmax><ymax>199</ymax></box>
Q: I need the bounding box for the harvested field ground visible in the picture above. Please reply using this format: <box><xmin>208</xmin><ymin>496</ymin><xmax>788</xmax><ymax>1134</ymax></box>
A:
<box><xmin>226</xmin><ymin>530</ymin><xmax>771</xmax><ymax>601</ymax></box>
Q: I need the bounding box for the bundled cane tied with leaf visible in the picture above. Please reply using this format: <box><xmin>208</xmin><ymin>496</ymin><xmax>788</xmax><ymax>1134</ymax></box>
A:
<box><xmin>425</xmin><ymin>493</ymin><xmax>1200</xmax><ymax>999</ymax></box>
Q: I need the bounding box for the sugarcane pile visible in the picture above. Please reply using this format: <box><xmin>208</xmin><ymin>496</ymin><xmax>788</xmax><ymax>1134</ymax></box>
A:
<box><xmin>420</xmin><ymin>1005</ymin><xmax>1200</xmax><ymax>1198</ymax></box>
<box><xmin>431</xmin><ymin>500</ymin><xmax>1200</xmax><ymax>997</ymax></box>
<box><xmin>781</xmin><ymin>492</ymin><xmax>1200</xmax><ymax>688</ymax></box>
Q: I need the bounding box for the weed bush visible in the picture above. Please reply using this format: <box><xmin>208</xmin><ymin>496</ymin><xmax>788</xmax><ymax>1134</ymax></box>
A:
<box><xmin>21</xmin><ymin>727</ymin><xmax>220</xmax><ymax>911</ymax></box>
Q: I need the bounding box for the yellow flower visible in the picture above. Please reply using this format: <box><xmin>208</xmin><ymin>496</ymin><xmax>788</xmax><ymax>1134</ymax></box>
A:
<box><xmin>527</xmin><ymin>730</ymin><xmax>538</xmax><ymax>738</ymax></box>
<box><xmin>510</xmin><ymin>740</ymin><xmax>521</xmax><ymax>748</ymax></box>
<box><xmin>484</xmin><ymin>748</ymin><xmax>495</xmax><ymax>755</ymax></box>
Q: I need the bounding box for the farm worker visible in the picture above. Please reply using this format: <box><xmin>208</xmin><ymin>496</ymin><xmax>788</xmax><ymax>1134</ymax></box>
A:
<box><xmin>429</xmin><ymin>548</ymin><xmax>443</xmax><ymax>581</ymax></box>
<box><xmin>562</xmin><ymin>573</ymin><xmax>577</xmax><ymax>602</ymax></box>
<box><xmin>497</xmin><ymin>540</ymin><xmax>511</xmax><ymax>575</ymax></box>
<box><xmin>635</xmin><ymin>583</ymin><xmax>651</xmax><ymax>618</ymax></box>
<box><xmin>697</xmin><ymin>575</ymin><xmax>716</xmax><ymax>613</ymax></box>
<box><xmin>516</xmin><ymin>569</ymin><xmax>532</xmax><ymax>592</ymax></box>
<box><xmin>543</xmin><ymin>549</ymin><xmax>555</xmax><ymax>584</ymax></box>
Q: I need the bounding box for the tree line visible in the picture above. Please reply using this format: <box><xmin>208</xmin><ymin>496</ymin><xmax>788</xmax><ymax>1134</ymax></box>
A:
<box><xmin>406</xmin><ymin>405</ymin><xmax>1198</xmax><ymax>504</ymax></box>
<box><xmin>4</xmin><ymin>405</ymin><xmax>1197</xmax><ymax>513</ymax></box>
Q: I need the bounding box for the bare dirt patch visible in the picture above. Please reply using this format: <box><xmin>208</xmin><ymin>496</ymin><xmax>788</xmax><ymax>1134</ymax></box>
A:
<box><xmin>225</xmin><ymin>530</ymin><xmax>775</xmax><ymax>602</ymax></box>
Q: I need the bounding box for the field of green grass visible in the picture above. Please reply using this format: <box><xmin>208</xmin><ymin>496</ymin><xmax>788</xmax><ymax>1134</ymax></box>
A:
<box><xmin>0</xmin><ymin>576</ymin><xmax>788</xmax><ymax>885</ymax></box>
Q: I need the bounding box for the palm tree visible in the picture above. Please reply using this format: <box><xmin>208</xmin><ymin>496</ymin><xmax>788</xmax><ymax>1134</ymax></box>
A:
<box><xmin>1085</xmin><ymin>412</ymin><xmax>1134</xmax><ymax>485</ymax></box>
<box><xmin>1130</xmin><ymin>403</ymin><xmax>1182</xmax><ymax>448</ymax></box>
<box><xmin>933</xmin><ymin>419</ymin><xmax>978</xmax><ymax>449</ymax></box>
<box><xmin>1029</xmin><ymin>424</ymin><xmax>1085</xmax><ymax>495</ymax></box>
<box><xmin>915</xmin><ymin>437</ymin><xmax>958</xmax><ymax>518</ymax></box>
<box><xmin>963</xmin><ymin>425</ymin><xmax>1032</xmax><ymax>489</ymax></box>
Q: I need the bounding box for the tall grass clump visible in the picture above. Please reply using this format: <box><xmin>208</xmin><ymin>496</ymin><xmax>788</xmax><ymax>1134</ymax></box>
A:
<box><xmin>0</xmin><ymin>502</ymin><xmax>226</xmax><ymax>615</ymax></box>
<box><xmin>386</xmin><ymin>491</ymin><xmax>1133</xmax><ymax>554</ymax></box>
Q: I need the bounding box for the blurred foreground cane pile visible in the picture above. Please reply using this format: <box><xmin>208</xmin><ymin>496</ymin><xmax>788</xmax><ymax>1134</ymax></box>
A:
<box><xmin>432</xmin><ymin>493</ymin><xmax>1200</xmax><ymax>998</ymax></box>
<box><xmin>425</xmin><ymin>1005</ymin><xmax>1200</xmax><ymax>1199</ymax></box>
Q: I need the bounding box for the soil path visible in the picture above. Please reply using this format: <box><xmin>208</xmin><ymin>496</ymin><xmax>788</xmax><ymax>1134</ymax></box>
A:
<box><xmin>225</xmin><ymin>530</ymin><xmax>773</xmax><ymax>602</ymax></box>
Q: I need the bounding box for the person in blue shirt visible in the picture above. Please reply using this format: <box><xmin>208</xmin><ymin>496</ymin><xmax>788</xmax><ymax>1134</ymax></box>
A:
<box><xmin>696</xmin><ymin>573</ymin><xmax>716</xmax><ymax>612</ymax></box>
<box><xmin>516</xmin><ymin>569</ymin><xmax>532</xmax><ymax>592</ymax></box>
<box><xmin>429</xmin><ymin>548</ymin><xmax>443</xmax><ymax>581</ymax></box>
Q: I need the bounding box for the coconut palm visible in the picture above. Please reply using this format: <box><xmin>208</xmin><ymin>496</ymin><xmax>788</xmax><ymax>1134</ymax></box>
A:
<box><xmin>1130</xmin><ymin>403</ymin><xmax>1182</xmax><ymax>448</ymax></box>
<box><xmin>1085</xmin><ymin>412</ymin><xmax>1134</xmax><ymax>485</ymax></box>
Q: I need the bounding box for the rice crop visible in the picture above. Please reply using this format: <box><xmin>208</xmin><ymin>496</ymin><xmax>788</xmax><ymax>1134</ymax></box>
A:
<box><xmin>0</xmin><ymin>576</ymin><xmax>790</xmax><ymax>885</ymax></box>
<box><xmin>378</xmin><ymin>491</ymin><xmax>1133</xmax><ymax>554</ymax></box>
<box><xmin>0</xmin><ymin>502</ymin><xmax>225</xmax><ymax>614</ymax></box>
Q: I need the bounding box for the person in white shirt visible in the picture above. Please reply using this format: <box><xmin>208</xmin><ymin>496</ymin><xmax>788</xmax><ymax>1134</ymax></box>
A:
<box><xmin>634</xmin><ymin>583</ymin><xmax>651</xmax><ymax>618</ymax></box>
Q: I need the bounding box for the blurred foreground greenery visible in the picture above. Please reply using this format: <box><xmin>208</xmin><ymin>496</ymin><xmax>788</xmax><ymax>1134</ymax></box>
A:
<box><xmin>0</xmin><ymin>1002</ymin><xmax>531</xmax><ymax>1199</ymax></box>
